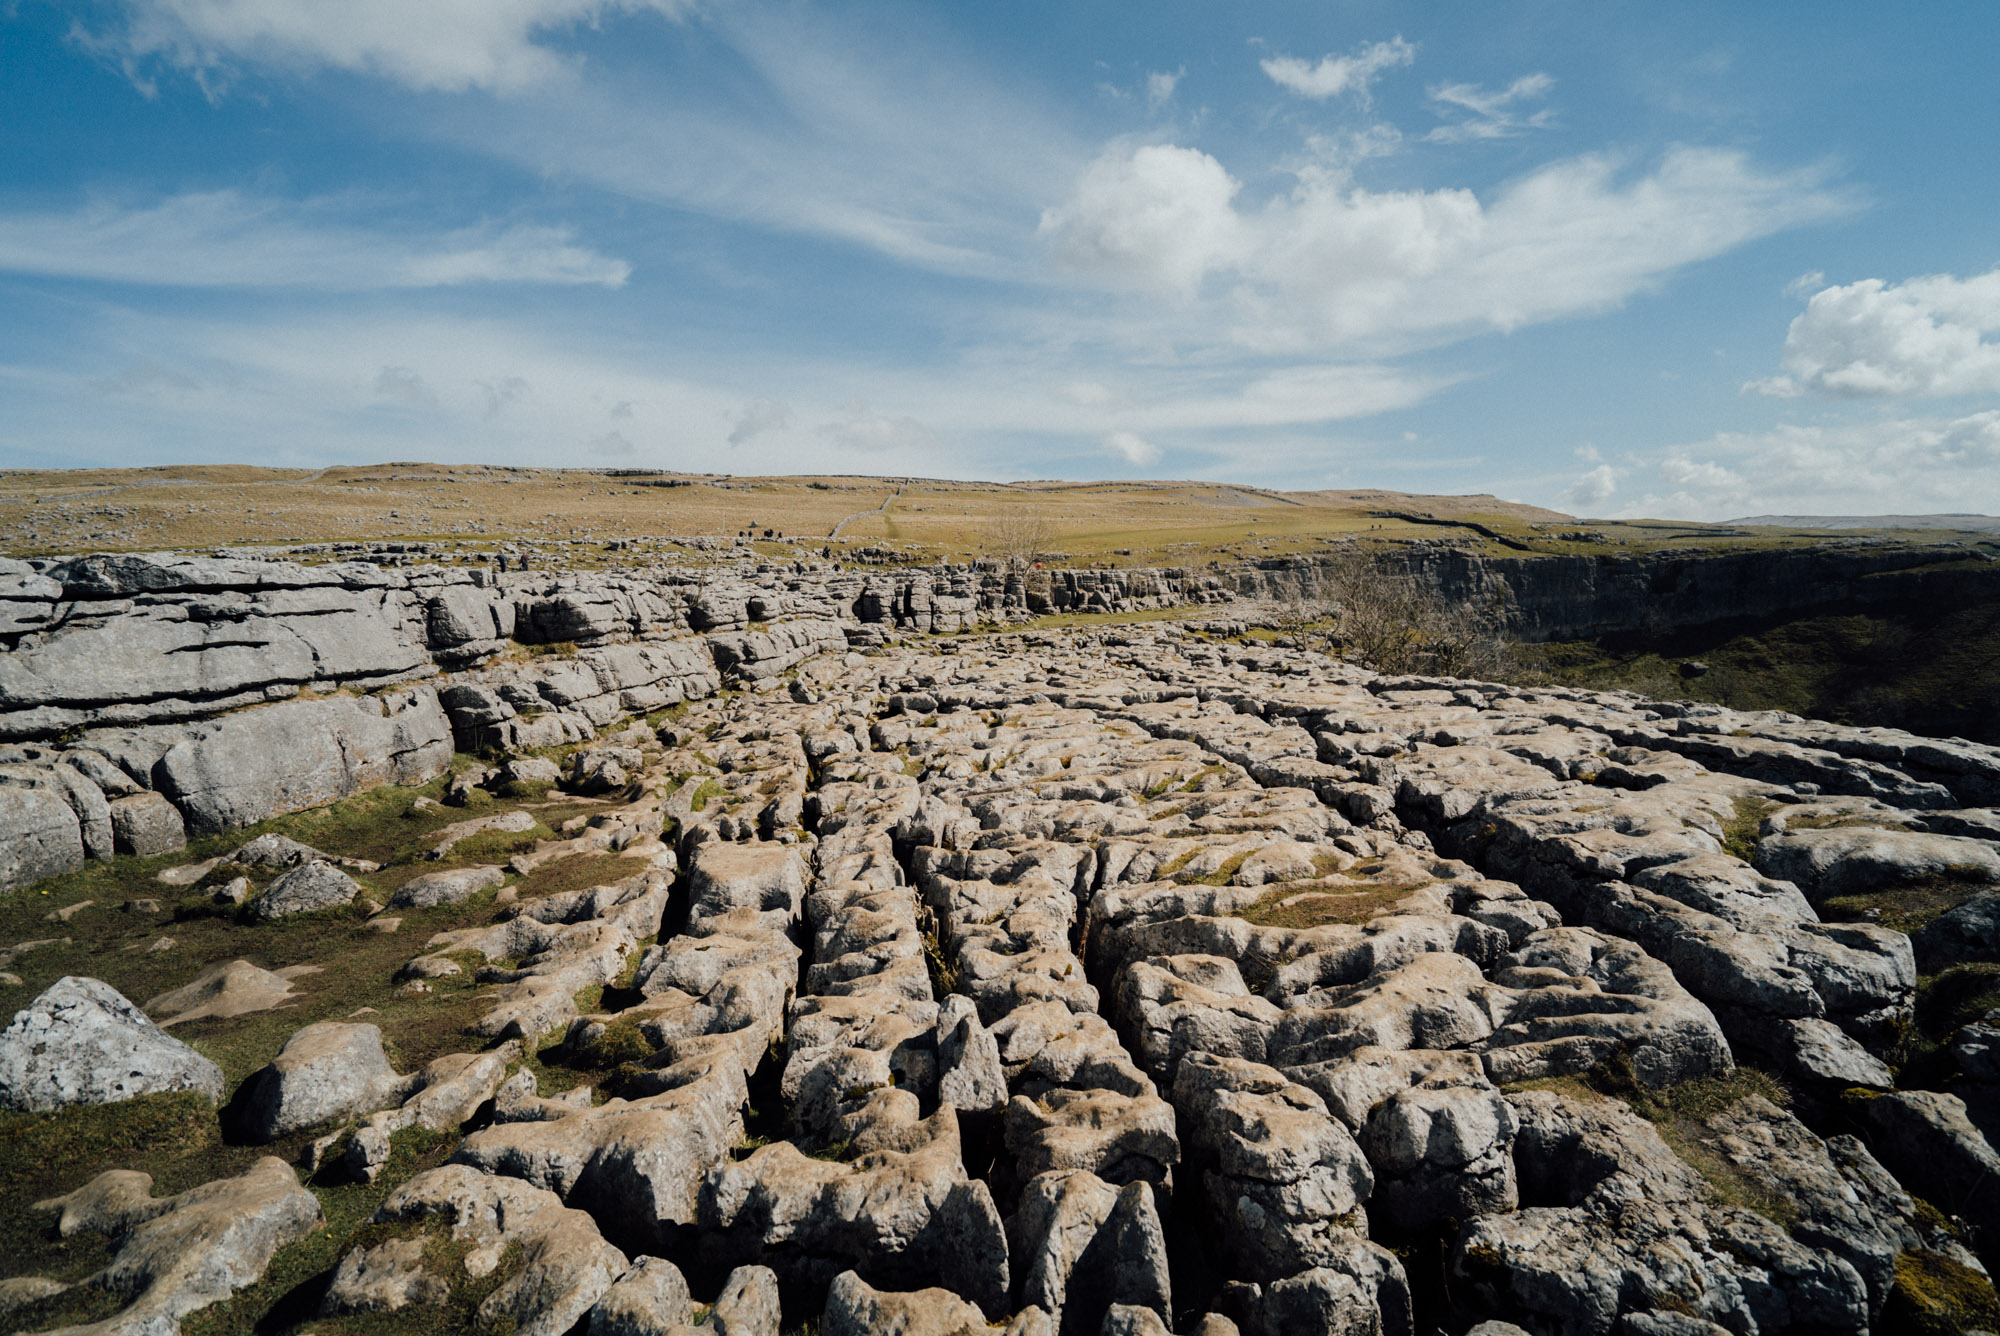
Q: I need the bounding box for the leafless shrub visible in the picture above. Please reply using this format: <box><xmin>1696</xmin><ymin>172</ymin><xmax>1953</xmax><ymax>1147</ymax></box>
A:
<box><xmin>988</xmin><ymin>510</ymin><xmax>1057</xmax><ymax>572</ymax></box>
<box><xmin>1285</xmin><ymin>552</ymin><xmax>1517</xmax><ymax>679</ymax></box>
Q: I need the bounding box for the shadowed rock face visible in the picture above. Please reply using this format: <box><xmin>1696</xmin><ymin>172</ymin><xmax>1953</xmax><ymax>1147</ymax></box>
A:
<box><xmin>9</xmin><ymin>596</ymin><xmax>2000</xmax><ymax>1335</ymax></box>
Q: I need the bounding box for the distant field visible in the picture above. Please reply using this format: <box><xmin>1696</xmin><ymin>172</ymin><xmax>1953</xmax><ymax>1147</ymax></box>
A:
<box><xmin>5</xmin><ymin>463</ymin><xmax>1987</xmax><ymax>565</ymax></box>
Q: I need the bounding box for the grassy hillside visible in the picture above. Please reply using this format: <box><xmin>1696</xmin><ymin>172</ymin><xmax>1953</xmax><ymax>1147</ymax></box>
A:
<box><xmin>8</xmin><ymin>462</ymin><xmax>1987</xmax><ymax>567</ymax></box>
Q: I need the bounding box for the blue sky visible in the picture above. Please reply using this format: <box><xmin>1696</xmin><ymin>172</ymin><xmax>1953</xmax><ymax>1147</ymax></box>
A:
<box><xmin>3</xmin><ymin>1</ymin><xmax>1998</xmax><ymax>519</ymax></box>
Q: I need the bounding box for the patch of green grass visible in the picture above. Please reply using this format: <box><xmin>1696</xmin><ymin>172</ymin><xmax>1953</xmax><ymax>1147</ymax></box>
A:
<box><xmin>686</xmin><ymin>778</ymin><xmax>727</xmax><ymax>812</ymax></box>
<box><xmin>1235</xmin><ymin>881</ymin><xmax>1424</xmax><ymax>928</ymax></box>
<box><xmin>1823</xmin><ymin>868</ymin><xmax>1992</xmax><ymax>935</ymax></box>
<box><xmin>438</xmin><ymin>824</ymin><xmax>554</xmax><ymax>867</ymax></box>
<box><xmin>1719</xmin><ymin>797</ymin><xmax>1778</xmax><ymax>864</ymax></box>
<box><xmin>509</xmin><ymin>853</ymin><xmax>636</xmax><ymax>902</ymax></box>
<box><xmin>1175</xmin><ymin>850</ymin><xmax>1253</xmax><ymax>887</ymax></box>
<box><xmin>1917</xmin><ymin>964</ymin><xmax>2000</xmax><ymax>1040</ymax></box>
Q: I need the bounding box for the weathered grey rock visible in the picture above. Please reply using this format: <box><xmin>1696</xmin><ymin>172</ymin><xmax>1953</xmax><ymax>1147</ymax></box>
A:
<box><xmin>505</xmin><ymin>755</ymin><xmax>563</xmax><ymax>785</ymax></box>
<box><xmin>588</xmin><ymin>1256</ymin><xmax>694</xmax><ymax>1336</ymax></box>
<box><xmin>1453</xmin><ymin>1090</ymin><xmax>1870</xmax><ymax>1335</ymax></box>
<box><xmin>1100</xmin><ymin>1305</ymin><xmax>1171</xmax><ymax>1336</ymax></box>
<box><xmin>236</xmin><ymin>1021</ymin><xmax>407</xmax><ymax>1141</ymax></box>
<box><xmin>698</xmin><ymin>1100</ymin><xmax>1007</xmax><ymax>1313</ymax></box>
<box><xmin>145</xmin><ymin>959</ymin><xmax>307</xmax><ymax>1027</ymax></box>
<box><xmin>1754</xmin><ymin>826</ymin><xmax>2000</xmax><ymax>902</ymax></box>
<box><xmin>30</xmin><ymin>1156</ymin><xmax>322</xmax><ymax>1336</ymax></box>
<box><xmin>0</xmin><ymin>782</ymin><xmax>83</xmax><ymax>891</ymax></box>
<box><xmin>0</xmin><ymin>976</ymin><xmax>224</xmax><ymax>1111</ymax></box>
<box><xmin>1173</xmin><ymin>1052</ymin><xmax>1374</xmax><ymax>1281</ymax></box>
<box><xmin>1043</xmin><ymin>1181</ymin><xmax>1171</xmax><ymax>1336</ymax></box>
<box><xmin>108</xmin><ymin>791</ymin><xmax>186</xmax><ymax>856</ymax></box>
<box><xmin>154</xmin><ymin>688</ymin><xmax>452</xmax><ymax>834</ymax></box>
<box><xmin>322</xmin><ymin>1163</ymin><xmax>628</xmax><ymax>1336</ymax></box>
<box><xmin>693</xmin><ymin>1265</ymin><xmax>782</xmax><ymax>1336</ymax></box>
<box><xmin>229</xmin><ymin>833</ymin><xmax>332</xmax><ymax>868</ymax></box>
<box><xmin>1912</xmin><ymin>889</ymin><xmax>2000</xmax><ymax>969</ymax></box>
<box><xmin>1361</xmin><ymin>1085</ymin><xmax>1518</xmax><ymax>1232</ymax></box>
<box><xmin>1225</xmin><ymin>1240</ymin><xmax>1414</xmax><ymax>1336</ymax></box>
<box><xmin>686</xmin><ymin>841</ymin><xmax>807</xmax><ymax>932</ymax></box>
<box><xmin>249</xmin><ymin>859</ymin><xmax>362</xmax><ymax>919</ymax></box>
<box><xmin>323</xmin><ymin>1048</ymin><xmax>517</xmax><ymax>1183</ymax></box>
<box><xmin>1853</xmin><ymin>1089</ymin><xmax>2000</xmax><ymax>1244</ymax></box>
<box><xmin>389</xmin><ymin>863</ymin><xmax>506</xmax><ymax>909</ymax></box>
<box><xmin>1684</xmin><ymin>1094</ymin><xmax>1978</xmax><ymax>1318</ymax></box>
<box><xmin>935</xmin><ymin>993</ymin><xmax>1007</xmax><ymax>1114</ymax></box>
<box><xmin>820</xmin><ymin>1270</ymin><xmax>990</xmax><ymax>1336</ymax></box>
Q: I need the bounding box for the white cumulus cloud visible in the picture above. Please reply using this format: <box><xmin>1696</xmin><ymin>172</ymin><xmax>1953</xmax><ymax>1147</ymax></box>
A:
<box><xmin>1753</xmin><ymin>269</ymin><xmax>2000</xmax><ymax>398</ymax></box>
<box><xmin>1102</xmin><ymin>430</ymin><xmax>1161</xmax><ymax>466</ymax></box>
<box><xmin>1613</xmin><ymin>410</ymin><xmax>2000</xmax><ymax>519</ymax></box>
<box><xmin>1041</xmin><ymin>143</ymin><xmax>1854</xmax><ymax>354</ymax></box>
<box><xmin>1558</xmin><ymin>463</ymin><xmax>1619</xmax><ymax>511</ymax></box>
<box><xmin>1039</xmin><ymin>144</ymin><xmax>1245</xmax><ymax>299</ymax></box>
<box><xmin>88</xmin><ymin>0</ymin><xmax>691</xmax><ymax>95</ymax></box>
<box><xmin>1260</xmin><ymin>37</ymin><xmax>1415</xmax><ymax>106</ymax></box>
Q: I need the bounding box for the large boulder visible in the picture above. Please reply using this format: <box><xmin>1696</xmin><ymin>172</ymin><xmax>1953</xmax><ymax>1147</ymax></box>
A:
<box><xmin>0</xmin><ymin>782</ymin><xmax>84</xmax><ymax>891</ymax></box>
<box><xmin>389</xmin><ymin>864</ymin><xmax>506</xmax><ymax>909</ymax></box>
<box><xmin>235</xmin><ymin>1022</ymin><xmax>408</xmax><ymax>1141</ymax></box>
<box><xmin>155</xmin><ymin>688</ymin><xmax>451</xmax><ymax>834</ymax></box>
<box><xmin>820</xmin><ymin>1271</ymin><xmax>991</xmax><ymax>1336</ymax></box>
<box><xmin>1172</xmin><ymin>1052</ymin><xmax>1375</xmax><ymax>1281</ymax></box>
<box><xmin>109</xmin><ymin>791</ymin><xmax>187</xmax><ymax>856</ymax></box>
<box><xmin>1361</xmin><ymin>1085</ymin><xmax>1519</xmax><ymax>1232</ymax></box>
<box><xmin>250</xmin><ymin>860</ymin><xmax>362</xmax><ymax>919</ymax></box>
<box><xmin>0</xmin><ymin>976</ymin><xmax>224</xmax><ymax>1111</ymax></box>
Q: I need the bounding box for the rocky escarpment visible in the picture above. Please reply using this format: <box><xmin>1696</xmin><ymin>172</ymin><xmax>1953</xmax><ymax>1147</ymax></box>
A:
<box><xmin>0</xmin><ymin>552</ymin><xmax>1230</xmax><ymax>892</ymax></box>
<box><xmin>9</xmin><ymin>624</ymin><xmax>2000</xmax><ymax>1333</ymax></box>
<box><xmin>5</xmin><ymin>540</ymin><xmax>1996</xmax><ymax>896</ymax></box>
<box><xmin>1225</xmin><ymin>539</ymin><xmax>2000</xmax><ymax>642</ymax></box>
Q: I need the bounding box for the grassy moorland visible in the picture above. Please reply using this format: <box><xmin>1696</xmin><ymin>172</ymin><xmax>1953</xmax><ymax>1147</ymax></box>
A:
<box><xmin>11</xmin><ymin>462</ymin><xmax>1993</xmax><ymax>568</ymax></box>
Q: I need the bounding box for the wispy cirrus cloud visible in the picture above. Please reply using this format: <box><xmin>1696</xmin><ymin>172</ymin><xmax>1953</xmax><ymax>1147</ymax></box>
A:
<box><xmin>0</xmin><ymin>191</ymin><xmax>630</xmax><ymax>289</ymax></box>
<box><xmin>1425</xmin><ymin>73</ymin><xmax>1556</xmax><ymax>143</ymax></box>
<box><xmin>80</xmin><ymin>0</ymin><xmax>694</xmax><ymax>95</ymax></box>
<box><xmin>1260</xmin><ymin>37</ymin><xmax>1414</xmax><ymax>106</ymax></box>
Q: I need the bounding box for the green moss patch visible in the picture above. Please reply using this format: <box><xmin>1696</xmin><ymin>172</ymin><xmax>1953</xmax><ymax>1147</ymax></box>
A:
<box><xmin>1885</xmin><ymin>1248</ymin><xmax>2000</xmax><ymax>1335</ymax></box>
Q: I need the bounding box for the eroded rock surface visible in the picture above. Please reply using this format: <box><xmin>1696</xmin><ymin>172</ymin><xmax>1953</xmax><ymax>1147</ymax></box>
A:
<box><xmin>14</xmin><ymin>607</ymin><xmax>2000</xmax><ymax>1335</ymax></box>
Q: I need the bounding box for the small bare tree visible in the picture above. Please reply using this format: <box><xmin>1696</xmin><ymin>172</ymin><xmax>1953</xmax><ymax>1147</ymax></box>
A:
<box><xmin>1314</xmin><ymin>551</ymin><xmax>1515</xmax><ymax>679</ymax></box>
<box><xmin>988</xmin><ymin>510</ymin><xmax>1057</xmax><ymax>572</ymax></box>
